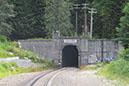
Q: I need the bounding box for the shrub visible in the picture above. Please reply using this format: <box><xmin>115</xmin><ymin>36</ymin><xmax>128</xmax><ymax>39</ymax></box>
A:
<box><xmin>9</xmin><ymin>41</ymin><xmax>18</xmax><ymax>47</ymax></box>
<box><xmin>0</xmin><ymin>62</ymin><xmax>19</xmax><ymax>73</ymax></box>
<box><xmin>106</xmin><ymin>59</ymin><xmax>129</xmax><ymax>76</ymax></box>
<box><xmin>27</xmin><ymin>38</ymin><xmax>52</xmax><ymax>40</ymax></box>
<box><xmin>13</xmin><ymin>48</ymin><xmax>52</xmax><ymax>65</ymax></box>
<box><xmin>0</xmin><ymin>47</ymin><xmax>15</xmax><ymax>58</ymax></box>
<box><xmin>101</xmin><ymin>48</ymin><xmax>129</xmax><ymax>77</ymax></box>
<box><xmin>117</xmin><ymin>48</ymin><xmax>129</xmax><ymax>61</ymax></box>
<box><xmin>0</xmin><ymin>36</ymin><xmax>7</xmax><ymax>43</ymax></box>
<box><xmin>0</xmin><ymin>39</ymin><xmax>53</xmax><ymax>69</ymax></box>
<box><xmin>0</xmin><ymin>41</ymin><xmax>15</xmax><ymax>52</ymax></box>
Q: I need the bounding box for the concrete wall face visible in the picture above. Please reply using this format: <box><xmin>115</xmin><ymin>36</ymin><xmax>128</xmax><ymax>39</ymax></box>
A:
<box><xmin>19</xmin><ymin>38</ymin><xmax>121</xmax><ymax>66</ymax></box>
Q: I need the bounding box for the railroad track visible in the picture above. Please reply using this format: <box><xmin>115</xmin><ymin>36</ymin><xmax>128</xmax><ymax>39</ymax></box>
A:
<box><xmin>25</xmin><ymin>68</ymin><xmax>68</xmax><ymax>86</ymax></box>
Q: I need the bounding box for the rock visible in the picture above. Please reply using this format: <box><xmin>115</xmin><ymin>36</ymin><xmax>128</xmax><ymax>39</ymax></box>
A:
<box><xmin>12</xmin><ymin>59</ymin><xmax>36</xmax><ymax>68</ymax></box>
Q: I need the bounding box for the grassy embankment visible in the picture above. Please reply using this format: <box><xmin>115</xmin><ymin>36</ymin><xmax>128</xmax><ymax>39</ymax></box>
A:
<box><xmin>0</xmin><ymin>36</ymin><xmax>56</xmax><ymax>79</ymax></box>
<box><xmin>80</xmin><ymin>48</ymin><xmax>129</xmax><ymax>85</ymax></box>
<box><xmin>97</xmin><ymin>48</ymin><xmax>129</xmax><ymax>85</ymax></box>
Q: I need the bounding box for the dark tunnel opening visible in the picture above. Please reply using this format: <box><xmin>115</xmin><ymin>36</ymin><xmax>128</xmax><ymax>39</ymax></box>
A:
<box><xmin>62</xmin><ymin>45</ymin><xmax>78</xmax><ymax>67</ymax></box>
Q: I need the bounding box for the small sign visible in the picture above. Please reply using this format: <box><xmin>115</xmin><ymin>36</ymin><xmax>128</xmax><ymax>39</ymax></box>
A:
<box><xmin>64</xmin><ymin>39</ymin><xmax>77</xmax><ymax>44</ymax></box>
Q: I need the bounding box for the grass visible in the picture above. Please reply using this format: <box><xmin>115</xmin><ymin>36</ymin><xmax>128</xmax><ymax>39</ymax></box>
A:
<box><xmin>80</xmin><ymin>62</ymin><xmax>107</xmax><ymax>70</ymax></box>
<box><xmin>0</xmin><ymin>39</ymin><xmax>51</xmax><ymax>64</ymax></box>
<box><xmin>0</xmin><ymin>62</ymin><xmax>57</xmax><ymax>79</ymax></box>
<box><xmin>97</xmin><ymin>65</ymin><xmax>129</xmax><ymax>86</ymax></box>
<box><xmin>0</xmin><ymin>36</ymin><xmax>57</xmax><ymax>79</ymax></box>
<box><xmin>79</xmin><ymin>48</ymin><xmax>129</xmax><ymax>85</ymax></box>
<box><xmin>0</xmin><ymin>48</ymin><xmax>14</xmax><ymax>58</ymax></box>
<box><xmin>0</xmin><ymin>36</ymin><xmax>55</xmax><ymax>64</ymax></box>
<box><xmin>96</xmin><ymin>48</ymin><xmax>129</xmax><ymax>85</ymax></box>
<box><xmin>0</xmin><ymin>42</ymin><xmax>16</xmax><ymax>58</ymax></box>
<box><xmin>0</xmin><ymin>36</ymin><xmax>18</xmax><ymax>58</ymax></box>
<box><xmin>80</xmin><ymin>61</ymin><xmax>129</xmax><ymax>85</ymax></box>
<box><xmin>27</xmin><ymin>38</ymin><xmax>52</xmax><ymax>40</ymax></box>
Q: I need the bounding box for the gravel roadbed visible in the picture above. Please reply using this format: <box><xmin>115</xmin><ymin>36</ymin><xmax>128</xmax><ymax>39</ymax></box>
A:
<box><xmin>51</xmin><ymin>68</ymin><xmax>113</xmax><ymax>86</ymax></box>
<box><xmin>0</xmin><ymin>68</ymin><xmax>118</xmax><ymax>86</ymax></box>
<box><xmin>0</xmin><ymin>69</ymin><xmax>52</xmax><ymax>86</ymax></box>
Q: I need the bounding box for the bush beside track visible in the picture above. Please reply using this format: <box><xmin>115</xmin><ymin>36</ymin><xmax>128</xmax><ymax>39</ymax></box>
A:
<box><xmin>97</xmin><ymin>48</ymin><xmax>129</xmax><ymax>85</ymax></box>
<box><xmin>0</xmin><ymin>36</ymin><xmax>56</xmax><ymax>79</ymax></box>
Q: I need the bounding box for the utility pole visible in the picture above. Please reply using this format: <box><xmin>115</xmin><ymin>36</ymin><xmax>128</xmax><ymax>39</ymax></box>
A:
<box><xmin>89</xmin><ymin>8</ymin><xmax>97</xmax><ymax>38</ymax></box>
<box><xmin>74</xmin><ymin>4</ymin><xmax>80</xmax><ymax>34</ymax></box>
<box><xmin>101</xmin><ymin>39</ymin><xmax>104</xmax><ymax>62</ymax></box>
<box><xmin>82</xmin><ymin>3</ymin><xmax>89</xmax><ymax>36</ymax></box>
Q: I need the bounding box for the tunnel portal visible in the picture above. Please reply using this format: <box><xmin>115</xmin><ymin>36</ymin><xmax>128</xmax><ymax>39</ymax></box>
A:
<box><xmin>62</xmin><ymin>45</ymin><xmax>78</xmax><ymax>67</ymax></box>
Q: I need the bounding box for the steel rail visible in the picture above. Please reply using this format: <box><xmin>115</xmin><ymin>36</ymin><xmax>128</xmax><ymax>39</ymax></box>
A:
<box><xmin>25</xmin><ymin>68</ymin><xmax>67</xmax><ymax>86</ymax></box>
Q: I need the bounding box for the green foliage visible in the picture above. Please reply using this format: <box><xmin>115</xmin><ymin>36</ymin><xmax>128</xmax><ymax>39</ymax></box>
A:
<box><xmin>0</xmin><ymin>61</ymin><xmax>56</xmax><ymax>78</ymax></box>
<box><xmin>13</xmin><ymin>48</ymin><xmax>47</xmax><ymax>64</ymax></box>
<box><xmin>9</xmin><ymin>0</ymin><xmax>47</xmax><ymax>40</ymax></box>
<box><xmin>0</xmin><ymin>37</ymin><xmax>56</xmax><ymax>78</ymax></box>
<box><xmin>3</xmin><ymin>0</ymin><xmax>127</xmax><ymax>40</ymax></box>
<box><xmin>27</xmin><ymin>38</ymin><xmax>52</xmax><ymax>40</ymax></box>
<box><xmin>12</xmin><ymin>45</ymin><xmax>53</xmax><ymax>67</ymax></box>
<box><xmin>0</xmin><ymin>37</ymin><xmax>52</xmax><ymax>66</ymax></box>
<box><xmin>0</xmin><ymin>36</ymin><xmax>7</xmax><ymax>43</ymax></box>
<box><xmin>0</xmin><ymin>48</ymin><xmax>15</xmax><ymax>58</ymax></box>
<box><xmin>104</xmin><ymin>48</ymin><xmax>129</xmax><ymax>76</ymax></box>
<box><xmin>107</xmin><ymin>59</ymin><xmax>129</xmax><ymax>76</ymax></box>
<box><xmin>0</xmin><ymin>62</ymin><xmax>19</xmax><ymax>73</ymax></box>
<box><xmin>45</xmin><ymin>0</ymin><xmax>73</xmax><ymax>37</ymax></box>
<box><xmin>117</xmin><ymin>48</ymin><xmax>129</xmax><ymax>60</ymax></box>
<box><xmin>9</xmin><ymin>41</ymin><xmax>18</xmax><ymax>47</ymax></box>
<box><xmin>0</xmin><ymin>41</ymin><xmax>15</xmax><ymax>58</ymax></box>
<box><xmin>0</xmin><ymin>0</ymin><xmax>127</xmax><ymax>40</ymax></box>
<box><xmin>92</xmin><ymin>0</ymin><xmax>128</xmax><ymax>39</ymax></box>
<box><xmin>116</xmin><ymin>3</ymin><xmax>129</xmax><ymax>48</ymax></box>
<box><xmin>0</xmin><ymin>36</ymin><xmax>16</xmax><ymax>53</ymax></box>
<box><xmin>98</xmin><ymin>48</ymin><xmax>129</xmax><ymax>85</ymax></box>
<box><xmin>86</xmin><ymin>62</ymin><xmax>107</xmax><ymax>70</ymax></box>
<box><xmin>97</xmin><ymin>65</ymin><xmax>129</xmax><ymax>85</ymax></box>
<box><xmin>0</xmin><ymin>0</ymin><xmax>14</xmax><ymax>37</ymax></box>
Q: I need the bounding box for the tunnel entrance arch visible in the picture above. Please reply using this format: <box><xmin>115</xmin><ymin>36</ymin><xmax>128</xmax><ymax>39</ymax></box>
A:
<box><xmin>62</xmin><ymin>45</ymin><xmax>78</xmax><ymax>67</ymax></box>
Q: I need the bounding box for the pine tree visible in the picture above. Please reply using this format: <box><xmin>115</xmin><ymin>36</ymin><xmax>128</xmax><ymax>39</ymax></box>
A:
<box><xmin>9</xmin><ymin>0</ymin><xmax>46</xmax><ymax>40</ymax></box>
<box><xmin>116</xmin><ymin>3</ymin><xmax>129</xmax><ymax>48</ymax></box>
<box><xmin>0</xmin><ymin>0</ymin><xmax>14</xmax><ymax>36</ymax></box>
<box><xmin>45</xmin><ymin>0</ymin><xmax>73</xmax><ymax>37</ymax></box>
<box><xmin>92</xmin><ymin>0</ymin><xmax>129</xmax><ymax>39</ymax></box>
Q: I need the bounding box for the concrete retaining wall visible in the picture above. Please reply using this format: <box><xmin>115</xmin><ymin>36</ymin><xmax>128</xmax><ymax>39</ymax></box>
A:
<box><xmin>18</xmin><ymin>38</ymin><xmax>122</xmax><ymax>66</ymax></box>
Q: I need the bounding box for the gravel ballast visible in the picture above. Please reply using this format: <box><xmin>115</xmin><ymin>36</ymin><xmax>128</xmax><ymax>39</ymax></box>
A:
<box><xmin>0</xmin><ymin>70</ymin><xmax>52</xmax><ymax>86</ymax></box>
<box><xmin>0</xmin><ymin>68</ymin><xmax>114</xmax><ymax>86</ymax></box>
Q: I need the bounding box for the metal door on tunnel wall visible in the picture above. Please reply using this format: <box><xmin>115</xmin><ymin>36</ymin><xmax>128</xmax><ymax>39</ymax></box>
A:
<box><xmin>62</xmin><ymin>45</ymin><xmax>78</xmax><ymax>67</ymax></box>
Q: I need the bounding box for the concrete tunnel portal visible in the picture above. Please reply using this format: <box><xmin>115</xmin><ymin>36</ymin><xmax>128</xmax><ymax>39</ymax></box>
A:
<box><xmin>62</xmin><ymin>45</ymin><xmax>78</xmax><ymax>67</ymax></box>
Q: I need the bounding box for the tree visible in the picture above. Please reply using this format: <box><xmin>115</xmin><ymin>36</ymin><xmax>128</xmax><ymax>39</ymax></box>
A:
<box><xmin>0</xmin><ymin>0</ymin><xmax>14</xmax><ymax>37</ymax></box>
<box><xmin>9</xmin><ymin>0</ymin><xmax>47</xmax><ymax>40</ymax></box>
<box><xmin>67</xmin><ymin>0</ymin><xmax>93</xmax><ymax>35</ymax></box>
<box><xmin>116</xmin><ymin>3</ymin><xmax>129</xmax><ymax>49</ymax></box>
<box><xmin>45</xmin><ymin>0</ymin><xmax>73</xmax><ymax>37</ymax></box>
<box><xmin>92</xmin><ymin>0</ymin><xmax>129</xmax><ymax>39</ymax></box>
<box><xmin>8</xmin><ymin>0</ymin><xmax>129</xmax><ymax>39</ymax></box>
